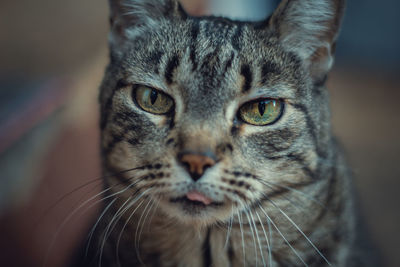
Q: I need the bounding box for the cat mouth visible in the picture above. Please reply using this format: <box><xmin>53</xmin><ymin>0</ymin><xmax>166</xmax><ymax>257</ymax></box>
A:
<box><xmin>170</xmin><ymin>196</ymin><xmax>223</xmax><ymax>207</ymax></box>
<box><xmin>170</xmin><ymin>191</ymin><xmax>223</xmax><ymax>209</ymax></box>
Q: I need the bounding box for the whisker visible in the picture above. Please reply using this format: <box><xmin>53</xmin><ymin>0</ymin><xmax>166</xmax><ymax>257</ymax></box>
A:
<box><xmin>98</xmin><ymin>188</ymin><xmax>151</xmax><ymax>267</ymax></box>
<box><xmin>248</xmin><ymin>208</ymin><xmax>266</xmax><ymax>267</ymax></box>
<box><xmin>116</xmin><ymin>197</ymin><xmax>147</xmax><ymax>267</ymax></box>
<box><xmin>106</xmin><ymin>195</ymin><xmax>135</xmax><ymax>236</ymax></box>
<box><xmin>99</xmin><ymin>188</ymin><xmax>145</xmax><ymax>246</ymax></box>
<box><xmin>238</xmin><ymin>199</ymin><xmax>258</xmax><ymax>267</ymax></box>
<box><xmin>262</xmin><ymin>188</ymin><xmax>308</xmax><ymax>214</ymax></box>
<box><xmin>85</xmin><ymin>197</ymin><xmax>117</xmax><ymax>258</ymax></box>
<box><xmin>256</xmin><ymin>178</ymin><xmax>325</xmax><ymax>208</ymax></box>
<box><xmin>223</xmin><ymin>205</ymin><xmax>234</xmax><ymax>250</ymax></box>
<box><xmin>94</xmin><ymin>177</ymin><xmax>147</xmax><ymax>241</ymax></box>
<box><xmin>90</xmin><ymin>193</ymin><xmax>137</xmax><ymax>264</ymax></box>
<box><xmin>267</xmin><ymin>213</ymin><xmax>273</xmax><ymax>263</ymax></box>
<box><xmin>43</xmin><ymin>185</ymin><xmax>115</xmax><ymax>267</ymax></box>
<box><xmin>44</xmin><ymin>174</ymin><xmax>146</xmax><ymax>267</ymax></box>
<box><xmin>236</xmin><ymin>210</ymin><xmax>246</xmax><ymax>267</ymax></box>
<box><xmin>36</xmin><ymin>165</ymin><xmax>147</xmax><ymax>228</ymax></box>
<box><xmin>145</xmin><ymin>196</ymin><xmax>161</xmax><ymax>232</ymax></box>
<box><xmin>257</xmin><ymin>203</ymin><xmax>308</xmax><ymax>266</ymax></box>
<box><xmin>137</xmin><ymin>198</ymin><xmax>157</xmax><ymax>252</ymax></box>
<box><xmin>134</xmin><ymin>197</ymin><xmax>153</xmax><ymax>265</ymax></box>
<box><xmin>255</xmin><ymin>211</ymin><xmax>272</xmax><ymax>267</ymax></box>
<box><xmin>114</xmin><ymin>188</ymin><xmax>153</xmax><ymax>267</ymax></box>
<box><xmin>263</xmin><ymin>194</ymin><xmax>331</xmax><ymax>266</ymax></box>
<box><xmin>115</xmin><ymin>195</ymin><xmax>160</xmax><ymax>267</ymax></box>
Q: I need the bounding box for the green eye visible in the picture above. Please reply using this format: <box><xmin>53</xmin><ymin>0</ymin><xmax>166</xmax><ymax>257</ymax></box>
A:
<box><xmin>239</xmin><ymin>99</ymin><xmax>283</xmax><ymax>126</ymax></box>
<box><xmin>134</xmin><ymin>86</ymin><xmax>174</xmax><ymax>114</ymax></box>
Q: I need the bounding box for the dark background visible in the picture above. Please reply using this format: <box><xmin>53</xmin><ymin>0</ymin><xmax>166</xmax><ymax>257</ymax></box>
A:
<box><xmin>0</xmin><ymin>0</ymin><xmax>399</xmax><ymax>266</ymax></box>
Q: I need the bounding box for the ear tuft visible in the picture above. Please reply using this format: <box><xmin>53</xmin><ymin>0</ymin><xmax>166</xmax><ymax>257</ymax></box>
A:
<box><xmin>108</xmin><ymin>0</ymin><xmax>186</xmax><ymax>40</ymax></box>
<box><xmin>269</xmin><ymin>0</ymin><xmax>345</xmax><ymax>80</ymax></box>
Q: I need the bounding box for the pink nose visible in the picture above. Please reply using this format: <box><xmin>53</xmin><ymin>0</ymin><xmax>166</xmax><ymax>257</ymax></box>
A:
<box><xmin>179</xmin><ymin>153</ymin><xmax>216</xmax><ymax>181</ymax></box>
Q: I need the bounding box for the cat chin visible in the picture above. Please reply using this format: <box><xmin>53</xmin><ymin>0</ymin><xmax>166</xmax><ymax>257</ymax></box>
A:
<box><xmin>157</xmin><ymin>198</ymin><xmax>234</xmax><ymax>227</ymax></box>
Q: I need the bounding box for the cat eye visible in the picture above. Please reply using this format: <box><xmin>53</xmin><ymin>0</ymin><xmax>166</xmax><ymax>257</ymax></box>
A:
<box><xmin>133</xmin><ymin>86</ymin><xmax>174</xmax><ymax>114</ymax></box>
<box><xmin>238</xmin><ymin>99</ymin><xmax>283</xmax><ymax>126</ymax></box>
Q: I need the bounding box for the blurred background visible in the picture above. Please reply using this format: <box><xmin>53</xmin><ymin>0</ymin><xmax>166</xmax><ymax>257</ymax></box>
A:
<box><xmin>0</xmin><ymin>0</ymin><xmax>399</xmax><ymax>266</ymax></box>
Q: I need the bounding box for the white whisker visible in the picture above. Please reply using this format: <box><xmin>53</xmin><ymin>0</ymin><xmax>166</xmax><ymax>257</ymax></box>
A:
<box><xmin>134</xmin><ymin>196</ymin><xmax>154</xmax><ymax>265</ymax></box>
<box><xmin>249</xmin><ymin>208</ymin><xmax>266</xmax><ymax>267</ymax></box>
<box><xmin>85</xmin><ymin>198</ymin><xmax>117</xmax><ymax>257</ymax></box>
<box><xmin>255</xmin><ymin>211</ymin><xmax>272</xmax><ymax>267</ymax></box>
<box><xmin>258</xmin><ymin>204</ymin><xmax>308</xmax><ymax>266</ymax></box>
<box><xmin>237</xmin><ymin>210</ymin><xmax>246</xmax><ymax>267</ymax></box>
<box><xmin>99</xmin><ymin>188</ymin><xmax>151</xmax><ymax>267</ymax></box>
<box><xmin>116</xmin><ymin>197</ymin><xmax>147</xmax><ymax>267</ymax></box>
<box><xmin>258</xmin><ymin>179</ymin><xmax>325</xmax><ymax>208</ymax></box>
<box><xmin>238</xmin><ymin>199</ymin><xmax>258</xmax><ymax>267</ymax></box>
<box><xmin>224</xmin><ymin>205</ymin><xmax>234</xmax><ymax>250</ymax></box>
<box><xmin>136</xmin><ymin>198</ymin><xmax>156</xmax><ymax>249</ymax></box>
<box><xmin>43</xmin><ymin>184</ymin><xmax>117</xmax><ymax>267</ymax></box>
<box><xmin>263</xmin><ymin>194</ymin><xmax>331</xmax><ymax>266</ymax></box>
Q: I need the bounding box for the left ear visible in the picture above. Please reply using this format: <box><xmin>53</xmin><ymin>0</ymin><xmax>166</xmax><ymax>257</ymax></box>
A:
<box><xmin>108</xmin><ymin>0</ymin><xmax>187</xmax><ymax>42</ymax></box>
<box><xmin>269</xmin><ymin>0</ymin><xmax>345</xmax><ymax>81</ymax></box>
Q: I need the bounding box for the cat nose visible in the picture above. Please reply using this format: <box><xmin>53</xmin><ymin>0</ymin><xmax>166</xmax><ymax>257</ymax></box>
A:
<box><xmin>179</xmin><ymin>153</ymin><xmax>216</xmax><ymax>181</ymax></box>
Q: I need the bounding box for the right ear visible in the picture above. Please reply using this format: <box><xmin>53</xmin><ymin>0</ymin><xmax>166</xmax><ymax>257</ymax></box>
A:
<box><xmin>109</xmin><ymin>0</ymin><xmax>187</xmax><ymax>42</ymax></box>
<box><xmin>268</xmin><ymin>0</ymin><xmax>345</xmax><ymax>82</ymax></box>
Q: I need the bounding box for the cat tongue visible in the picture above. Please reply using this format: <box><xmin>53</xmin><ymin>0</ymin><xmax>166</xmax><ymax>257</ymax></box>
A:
<box><xmin>186</xmin><ymin>191</ymin><xmax>212</xmax><ymax>205</ymax></box>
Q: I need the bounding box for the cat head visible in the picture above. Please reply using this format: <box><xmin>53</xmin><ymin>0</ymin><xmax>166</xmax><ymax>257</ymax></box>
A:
<box><xmin>100</xmin><ymin>0</ymin><xmax>345</xmax><ymax>226</ymax></box>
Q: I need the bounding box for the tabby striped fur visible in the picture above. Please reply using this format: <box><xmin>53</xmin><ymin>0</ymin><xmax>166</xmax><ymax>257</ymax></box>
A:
<box><xmin>77</xmin><ymin>0</ymin><xmax>378</xmax><ymax>266</ymax></box>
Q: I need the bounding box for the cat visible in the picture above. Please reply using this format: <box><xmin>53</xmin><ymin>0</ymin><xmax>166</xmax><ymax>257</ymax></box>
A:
<box><xmin>74</xmin><ymin>0</ymin><xmax>379</xmax><ymax>266</ymax></box>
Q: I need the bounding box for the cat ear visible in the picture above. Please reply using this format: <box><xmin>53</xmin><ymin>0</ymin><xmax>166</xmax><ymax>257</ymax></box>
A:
<box><xmin>269</xmin><ymin>0</ymin><xmax>345</xmax><ymax>81</ymax></box>
<box><xmin>108</xmin><ymin>0</ymin><xmax>187</xmax><ymax>40</ymax></box>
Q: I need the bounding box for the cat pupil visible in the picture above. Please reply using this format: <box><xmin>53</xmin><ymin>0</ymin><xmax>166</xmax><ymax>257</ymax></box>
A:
<box><xmin>258</xmin><ymin>101</ymin><xmax>266</xmax><ymax>116</ymax></box>
<box><xmin>150</xmin><ymin>90</ymin><xmax>158</xmax><ymax>105</ymax></box>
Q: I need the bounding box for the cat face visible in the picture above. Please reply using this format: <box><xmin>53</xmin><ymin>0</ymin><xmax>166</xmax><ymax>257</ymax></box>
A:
<box><xmin>100</xmin><ymin>0</ymin><xmax>344</xmax><ymax>225</ymax></box>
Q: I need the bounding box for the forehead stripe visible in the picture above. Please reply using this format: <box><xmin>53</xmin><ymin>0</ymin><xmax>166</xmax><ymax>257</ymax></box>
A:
<box><xmin>147</xmin><ymin>50</ymin><xmax>164</xmax><ymax>74</ymax></box>
<box><xmin>240</xmin><ymin>64</ymin><xmax>253</xmax><ymax>93</ymax></box>
<box><xmin>190</xmin><ymin>21</ymin><xmax>200</xmax><ymax>71</ymax></box>
<box><xmin>164</xmin><ymin>54</ymin><xmax>180</xmax><ymax>84</ymax></box>
<box><xmin>261</xmin><ymin>61</ymin><xmax>280</xmax><ymax>84</ymax></box>
<box><xmin>224</xmin><ymin>51</ymin><xmax>235</xmax><ymax>73</ymax></box>
<box><xmin>231</xmin><ymin>25</ymin><xmax>243</xmax><ymax>51</ymax></box>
